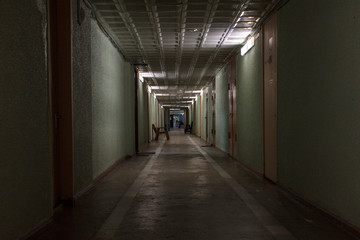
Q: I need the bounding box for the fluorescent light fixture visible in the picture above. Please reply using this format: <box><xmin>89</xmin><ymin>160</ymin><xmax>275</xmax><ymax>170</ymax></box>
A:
<box><xmin>150</xmin><ymin>86</ymin><xmax>168</xmax><ymax>90</ymax></box>
<box><xmin>139</xmin><ymin>72</ymin><xmax>153</xmax><ymax>78</ymax></box>
<box><xmin>184</xmin><ymin>90</ymin><xmax>202</xmax><ymax>93</ymax></box>
<box><xmin>155</xmin><ymin>93</ymin><xmax>170</xmax><ymax>96</ymax></box>
<box><xmin>241</xmin><ymin>37</ymin><xmax>255</xmax><ymax>56</ymax></box>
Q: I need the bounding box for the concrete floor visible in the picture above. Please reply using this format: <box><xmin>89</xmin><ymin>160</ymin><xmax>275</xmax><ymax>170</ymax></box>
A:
<box><xmin>31</xmin><ymin>129</ymin><xmax>357</xmax><ymax>240</ymax></box>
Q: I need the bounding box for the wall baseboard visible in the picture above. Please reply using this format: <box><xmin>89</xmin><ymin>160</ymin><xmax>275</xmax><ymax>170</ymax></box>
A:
<box><xmin>199</xmin><ymin>135</ymin><xmax>360</xmax><ymax>238</ymax></box>
<box><xmin>73</xmin><ymin>154</ymin><xmax>133</xmax><ymax>202</ymax></box>
<box><xmin>278</xmin><ymin>186</ymin><xmax>360</xmax><ymax>239</ymax></box>
<box><xmin>25</xmin><ymin>154</ymin><xmax>134</xmax><ymax>239</ymax></box>
<box><xmin>234</xmin><ymin>156</ymin><xmax>360</xmax><ymax>238</ymax></box>
<box><xmin>23</xmin><ymin>218</ymin><xmax>53</xmax><ymax>240</ymax></box>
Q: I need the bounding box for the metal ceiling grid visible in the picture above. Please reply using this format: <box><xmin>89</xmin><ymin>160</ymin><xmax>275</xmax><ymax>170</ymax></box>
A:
<box><xmin>91</xmin><ymin>0</ymin><xmax>278</xmax><ymax>105</ymax></box>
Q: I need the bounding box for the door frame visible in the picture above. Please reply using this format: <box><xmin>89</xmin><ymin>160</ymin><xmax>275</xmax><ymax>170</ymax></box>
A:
<box><xmin>262</xmin><ymin>12</ymin><xmax>278</xmax><ymax>182</ymax></box>
<box><xmin>48</xmin><ymin>0</ymin><xmax>74</xmax><ymax>207</ymax></box>
<box><xmin>228</xmin><ymin>55</ymin><xmax>237</xmax><ymax>158</ymax></box>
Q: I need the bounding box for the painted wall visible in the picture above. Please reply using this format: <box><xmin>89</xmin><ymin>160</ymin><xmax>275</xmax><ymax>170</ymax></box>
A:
<box><xmin>91</xmin><ymin>19</ymin><xmax>135</xmax><ymax>178</ymax></box>
<box><xmin>215</xmin><ymin>68</ymin><xmax>229</xmax><ymax>152</ymax></box>
<box><xmin>149</xmin><ymin>92</ymin><xmax>155</xmax><ymax>140</ymax></box>
<box><xmin>73</xmin><ymin>2</ymin><xmax>136</xmax><ymax>187</ymax></box>
<box><xmin>278</xmin><ymin>0</ymin><xmax>360</xmax><ymax>228</ymax></box>
<box><xmin>201</xmin><ymin>89</ymin><xmax>207</xmax><ymax>141</ymax></box>
<box><xmin>0</xmin><ymin>1</ymin><xmax>51</xmax><ymax>239</ymax></box>
<box><xmin>138</xmin><ymin>79</ymin><xmax>149</xmax><ymax>149</ymax></box>
<box><xmin>236</xmin><ymin>35</ymin><xmax>264</xmax><ymax>173</ymax></box>
<box><xmin>72</xmin><ymin>0</ymin><xmax>93</xmax><ymax>195</ymax></box>
<box><xmin>193</xmin><ymin>98</ymin><xmax>201</xmax><ymax>136</ymax></box>
<box><xmin>148</xmin><ymin>92</ymin><xmax>163</xmax><ymax>140</ymax></box>
<box><xmin>207</xmin><ymin>84</ymin><xmax>214</xmax><ymax>144</ymax></box>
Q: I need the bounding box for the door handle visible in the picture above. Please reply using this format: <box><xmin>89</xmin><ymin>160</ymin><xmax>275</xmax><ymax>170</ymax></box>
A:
<box><xmin>55</xmin><ymin>114</ymin><xmax>62</xmax><ymax>129</ymax></box>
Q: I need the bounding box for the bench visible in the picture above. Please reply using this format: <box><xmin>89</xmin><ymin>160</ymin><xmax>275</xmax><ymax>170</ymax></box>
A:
<box><xmin>152</xmin><ymin>124</ymin><xmax>170</xmax><ymax>140</ymax></box>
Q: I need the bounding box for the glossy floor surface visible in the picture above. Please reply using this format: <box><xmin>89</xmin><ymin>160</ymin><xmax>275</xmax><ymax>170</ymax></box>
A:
<box><xmin>31</xmin><ymin>129</ymin><xmax>357</xmax><ymax>240</ymax></box>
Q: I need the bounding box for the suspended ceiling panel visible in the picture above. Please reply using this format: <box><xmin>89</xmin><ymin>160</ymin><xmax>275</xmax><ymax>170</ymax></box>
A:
<box><xmin>91</xmin><ymin>0</ymin><xmax>277</xmax><ymax>105</ymax></box>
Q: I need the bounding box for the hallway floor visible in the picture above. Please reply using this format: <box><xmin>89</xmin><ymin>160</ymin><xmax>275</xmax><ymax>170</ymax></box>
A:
<box><xmin>31</xmin><ymin>129</ymin><xmax>357</xmax><ymax>240</ymax></box>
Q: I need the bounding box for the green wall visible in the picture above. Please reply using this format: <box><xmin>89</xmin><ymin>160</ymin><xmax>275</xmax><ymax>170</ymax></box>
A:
<box><xmin>199</xmin><ymin>84</ymin><xmax>214</xmax><ymax>143</ymax></box>
<box><xmin>207</xmin><ymin>84</ymin><xmax>214</xmax><ymax>144</ymax></box>
<box><xmin>236</xmin><ymin>35</ymin><xmax>264</xmax><ymax>173</ymax></box>
<box><xmin>0</xmin><ymin>1</ymin><xmax>51</xmax><ymax>239</ymax></box>
<box><xmin>215</xmin><ymin>68</ymin><xmax>229</xmax><ymax>152</ymax></box>
<box><xmin>278</xmin><ymin>0</ymin><xmax>360</xmax><ymax>228</ymax></box>
<box><xmin>72</xmin><ymin>0</ymin><xmax>93</xmax><ymax>195</ymax></box>
<box><xmin>148</xmin><ymin>92</ymin><xmax>162</xmax><ymax>140</ymax></box>
<box><xmin>193</xmin><ymin>98</ymin><xmax>201</xmax><ymax>137</ymax></box>
<box><xmin>201</xmin><ymin>90</ymin><xmax>207</xmax><ymax>140</ymax></box>
<box><xmin>138</xmin><ymin>80</ymin><xmax>148</xmax><ymax>149</ymax></box>
<box><xmin>91</xmin><ymin>19</ymin><xmax>135</xmax><ymax>178</ymax></box>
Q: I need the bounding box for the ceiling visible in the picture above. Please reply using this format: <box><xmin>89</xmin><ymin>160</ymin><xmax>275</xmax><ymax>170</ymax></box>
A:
<box><xmin>91</xmin><ymin>0</ymin><xmax>278</xmax><ymax>107</ymax></box>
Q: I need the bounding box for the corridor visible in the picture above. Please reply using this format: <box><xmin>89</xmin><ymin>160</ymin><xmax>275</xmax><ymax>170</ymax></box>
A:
<box><xmin>31</xmin><ymin>130</ymin><xmax>356</xmax><ymax>240</ymax></box>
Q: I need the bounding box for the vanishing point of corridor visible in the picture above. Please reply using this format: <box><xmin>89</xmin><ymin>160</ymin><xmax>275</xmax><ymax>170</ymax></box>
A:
<box><xmin>31</xmin><ymin>130</ymin><xmax>356</xmax><ymax>240</ymax></box>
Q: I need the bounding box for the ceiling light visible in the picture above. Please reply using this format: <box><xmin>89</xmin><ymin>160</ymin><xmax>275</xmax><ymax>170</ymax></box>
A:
<box><xmin>241</xmin><ymin>37</ymin><xmax>255</xmax><ymax>56</ymax></box>
<box><xmin>184</xmin><ymin>90</ymin><xmax>202</xmax><ymax>93</ymax></box>
<box><xmin>150</xmin><ymin>86</ymin><xmax>168</xmax><ymax>90</ymax></box>
<box><xmin>189</xmin><ymin>28</ymin><xmax>199</xmax><ymax>32</ymax></box>
<box><xmin>155</xmin><ymin>93</ymin><xmax>170</xmax><ymax>96</ymax></box>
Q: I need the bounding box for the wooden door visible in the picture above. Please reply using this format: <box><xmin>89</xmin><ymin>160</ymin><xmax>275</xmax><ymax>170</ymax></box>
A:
<box><xmin>228</xmin><ymin>55</ymin><xmax>237</xmax><ymax>158</ymax></box>
<box><xmin>205</xmin><ymin>91</ymin><xmax>209</xmax><ymax>142</ymax></box>
<box><xmin>212</xmin><ymin>79</ymin><xmax>216</xmax><ymax>145</ymax></box>
<box><xmin>263</xmin><ymin>13</ymin><xmax>278</xmax><ymax>182</ymax></box>
<box><xmin>48</xmin><ymin>0</ymin><xmax>74</xmax><ymax>207</ymax></box>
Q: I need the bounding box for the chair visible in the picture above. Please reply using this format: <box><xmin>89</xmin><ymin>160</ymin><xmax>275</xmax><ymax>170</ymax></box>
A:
<box><xmin>184</xmin><ymin>121</ymin><xmax>193</xmax><ymax>134</ymax></box>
